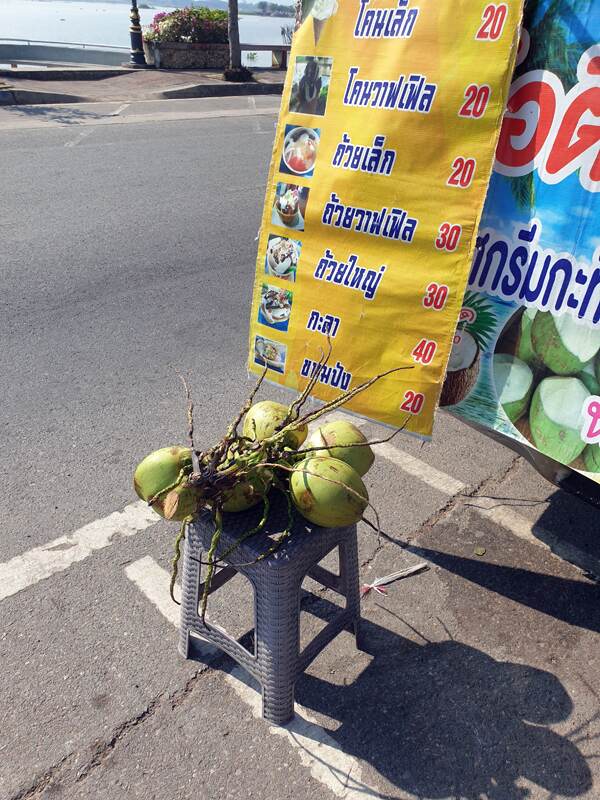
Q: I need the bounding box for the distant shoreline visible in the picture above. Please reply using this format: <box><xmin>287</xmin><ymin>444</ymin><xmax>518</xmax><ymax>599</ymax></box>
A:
<box><xmin>17</xmin><ymin>0</ymin><xmax>295</xmax><ymax>13</ymax></box>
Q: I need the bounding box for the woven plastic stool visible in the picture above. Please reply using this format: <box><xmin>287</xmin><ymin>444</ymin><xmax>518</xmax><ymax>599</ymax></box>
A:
<box><xmin>178</xmin><ymin>494</ymin><xmax>361</xmax><ymax>725</ymax></box>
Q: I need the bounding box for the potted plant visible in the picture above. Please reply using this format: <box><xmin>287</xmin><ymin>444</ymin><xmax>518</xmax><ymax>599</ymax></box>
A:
<box><xmin>143</xmin><ymin>7</ymin><xmax>230</xmax><ymax>69</ymax></box>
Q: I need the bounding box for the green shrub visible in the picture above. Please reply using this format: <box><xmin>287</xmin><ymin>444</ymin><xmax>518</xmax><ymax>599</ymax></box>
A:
<box><xmin>144</xmin><ymin>7</ymin><xmax>228</xmax><ymax>44</ymax></box>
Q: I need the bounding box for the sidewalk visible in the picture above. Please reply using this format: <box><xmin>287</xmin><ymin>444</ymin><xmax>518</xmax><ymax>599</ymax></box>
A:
<box><xmin>0</xmin><ymin>66</ymin><xmax>285</xmax><ymax>105</ymax></box>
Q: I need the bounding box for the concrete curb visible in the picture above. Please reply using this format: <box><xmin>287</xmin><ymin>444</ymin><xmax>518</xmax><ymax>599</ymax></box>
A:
<box><xmin>158</xmin><ymin>80</ymin><xmax>284</xmax><ymax>99</ymax></box>
<box><xmin>0</xmin><ymin>68</ymin><xmax>133</xmax><ymax>81</ymax></box>
<box><xmin>0</xmin><ymin>89</ymin><xmax>88</xmax><ymax>106</ymax></box>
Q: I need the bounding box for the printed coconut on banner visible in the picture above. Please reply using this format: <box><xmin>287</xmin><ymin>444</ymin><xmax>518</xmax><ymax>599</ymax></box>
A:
<box><xmin>440</xmin><ymin>0</ymin><xmax>600</xmax><ymax>480</ymax></box>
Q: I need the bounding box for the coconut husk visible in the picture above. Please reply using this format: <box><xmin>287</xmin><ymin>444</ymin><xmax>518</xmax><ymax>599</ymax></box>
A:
<box><xmin>439</xmin><ymin>351</ymin><xmax>480</xmax><ymax>407</ymax></box>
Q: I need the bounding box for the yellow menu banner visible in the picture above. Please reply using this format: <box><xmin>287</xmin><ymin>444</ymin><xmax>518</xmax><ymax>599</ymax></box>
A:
<box><xmin>248</xmin><ymin>0</ymin><xmax>523</xmax><ymax>437</ymax></box>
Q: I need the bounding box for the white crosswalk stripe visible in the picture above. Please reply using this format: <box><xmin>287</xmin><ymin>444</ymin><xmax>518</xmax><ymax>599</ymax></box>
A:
<box><xmin>125</xmin><ymin>557</ymin><xmax>371</xmax><ymax>800</ymax></box>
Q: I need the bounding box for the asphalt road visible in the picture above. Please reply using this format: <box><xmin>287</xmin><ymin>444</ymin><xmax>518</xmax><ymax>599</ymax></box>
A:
<box><xmin>1</xmin><ymin>96</ymin><xmax>599</xmax><ymax>800</ymax></box>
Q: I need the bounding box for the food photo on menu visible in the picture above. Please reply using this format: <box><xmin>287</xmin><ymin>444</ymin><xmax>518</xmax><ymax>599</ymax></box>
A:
<box><xmin>254</xmin><ymin>335</ymin><xmax>287</xmax><ymax>374</ymax></box>
<box><xmin>280</xmin><ymin>125</ymin><xmax>320</xmax><ymax>178</ymax></box>
<box><xmin>303</xmin><ymin>0</ymin><xmax>339</xmax><ymax>44</ymax></box>
<box><xmin>265</xmin><ymin>234</ymin><xmax>301</xmax><ymax>281</ymax></box>
<box><xmin>258</xmin><ymin>284</ymin><xmax>293</xmax><ymax>332</ymax></box>
<box><xmin>289</xmin><ymin>56</ymin><xmax>333</xmax><ymax>116</ymax></box>
<box><xmin>272</xmin><ymin>183</ymin><xmax>310</xmax><ymax>232</ymax></box>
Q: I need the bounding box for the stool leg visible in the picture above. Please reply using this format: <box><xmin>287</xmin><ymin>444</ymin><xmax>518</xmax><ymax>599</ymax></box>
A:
<box><xmin>255</xmin><ymin>576</ymin><xmax>301</xmax><ymax>726</ymax></box>
<box><xmin>178</xmin><ymin>527</ymin><xmax>202</xmax><ymax>659</ymax></box>
<box><xmin>339</xmin><ymin>530</ymin><xmax>363</xmax><ymax>649</ymax></box>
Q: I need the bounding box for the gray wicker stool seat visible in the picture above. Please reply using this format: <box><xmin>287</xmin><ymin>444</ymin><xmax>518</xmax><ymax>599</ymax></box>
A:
<box><xmin>178</xmin><ymin>492</ymin><xmax>361</xmax><ymax>725</ymax></box>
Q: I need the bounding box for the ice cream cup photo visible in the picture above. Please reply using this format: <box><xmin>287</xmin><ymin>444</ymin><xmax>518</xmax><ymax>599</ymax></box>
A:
<box><xmin>272</xmin><ymin>182</ymin><xmax>309</xmax><ymax>231</ymax></box>
<box><xmin>265</xmin><ymin>235</ymin><xmax>301</xmax><ymax>281</ymax></box>
<box><xmin>310</xmin><ymin>0</ymin><xmax>338</xmax><ymax>44</ymax></box>
<box><xmin>281</xmin><ymin>125</ymin><xmax>320</xmax><ymax>178</ymax></box>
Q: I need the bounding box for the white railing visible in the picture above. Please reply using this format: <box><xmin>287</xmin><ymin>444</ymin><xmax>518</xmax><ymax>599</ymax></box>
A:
<box><xmin>0</xmin><ymin>38</ymin><xmax>129</xmax><ymax>52</ymax></box>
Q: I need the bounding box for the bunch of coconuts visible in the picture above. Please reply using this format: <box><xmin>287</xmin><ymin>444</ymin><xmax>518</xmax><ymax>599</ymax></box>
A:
<box><xmin>132</xmin><ymin>361</ymin><xmax>405</xmax><ymax>614</ymax></box>
<box><xmin>134</xmin><ymin>403</ymin><xmax>374</xmax><ymax>529</ymax></box>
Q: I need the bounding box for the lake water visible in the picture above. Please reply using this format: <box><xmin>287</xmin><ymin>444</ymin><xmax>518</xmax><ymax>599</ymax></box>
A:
<box><xmin>3</xmin><ymin>0</ymin><xmax>294</xmax><ymax>54</ymax></box>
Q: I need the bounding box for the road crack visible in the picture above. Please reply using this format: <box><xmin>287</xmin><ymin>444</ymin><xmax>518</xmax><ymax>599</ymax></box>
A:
<box><xmin>9</xmin><ymin>754</ymin><xmax>75</xmax><ymax>800</ymax></box>
<box><xmin>75</xmin><ymin>663</ymin><xmax>215</xmax><ymax>783</ymax></box>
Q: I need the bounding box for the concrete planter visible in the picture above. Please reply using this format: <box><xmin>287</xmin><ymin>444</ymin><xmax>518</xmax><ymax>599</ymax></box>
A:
<box><xmin>143</xmin><ymin>41</ymin><xmax>229</xmax><ymax>69</ymax></box>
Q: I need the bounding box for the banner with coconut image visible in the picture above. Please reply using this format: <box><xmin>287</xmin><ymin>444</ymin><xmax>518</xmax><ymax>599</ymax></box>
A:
<box><xmin>249</xmin><ymin>0</ymin><xmax>525</xmax><ymax>438</ymax></box>
<box><xmin>440</xmin><ymin>0</ymin><xmax>600</xmax><ymax>481</ymax></box>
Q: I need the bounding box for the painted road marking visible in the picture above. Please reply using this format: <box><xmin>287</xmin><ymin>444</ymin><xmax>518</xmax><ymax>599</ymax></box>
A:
<box><xmin>125</xmin><ymin>556</ymin><xmax>184</xmax><ymax>629</ymax></box>
<box><xmin>0</xmin><ymin>418</ymin><xmax>593</xmax><ymax>604</ymax></box>
<box><xmin>110</xmin><ymin>103</ymin><xmax>130</xmax><ymax>116</ymax></box>
<box><xmin>0</xmin><ymin>501</ymin><xmax>158</xmax><ymax>602</ymax></box>
<box><xmin>126</xmin><ymin>557</ymin><xmax>370</xmax><ymax>800</ymax></box>
<box><xmin>373</xmin><ymin>441</ymin><xmax>465</xmax><ymax>496</ymax></box>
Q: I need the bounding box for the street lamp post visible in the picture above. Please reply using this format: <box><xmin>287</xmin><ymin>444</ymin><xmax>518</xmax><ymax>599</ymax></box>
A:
<box><xmin>129</xmin><ymin>0</ymin><xmax>147</xmax><ymax>67</ymax></box>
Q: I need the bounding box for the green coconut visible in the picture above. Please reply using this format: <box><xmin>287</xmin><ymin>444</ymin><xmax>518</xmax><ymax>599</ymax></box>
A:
<box><xmin>290</xmin><ymin>456</ymin><xmax>368</xmax><ymax>527</ymax></box>
<box><xmin>515</xmin><ymin>308</ymin><xmax>544</xmax><ymax>370</ymax></box>
<box><xmin>492</xmin><ymin>353</ymin><xmax>534</xmax><ymax>424</ymax></box>
<box><xmin>159</xmin><ymin>483</ymin><xmax>201</xmax><ymax>521</ymax></box>
<box><xmin>222</xmin><ymin>468</ymin><xmax>272</xmax><ymax>512</ymax></box>
<box><xmin>134</xmin><ymin>446</ymin><xmax>193</xmax><ymax>503</ymax></box>
<box><xmin>305</xmin><ymin>420</ymin><xmax>374</xmax><ymax>476</ymax></box>
<box><xmin>578</xmin><ymin>359</ymin><xmax>600</xmax><ymax>395</ymax></box>
<box><xmin>532</xmin><ymin>312</ymin><xmax>600</xmax><ymax>375</ymax></box>
<box><xmin>583</xmin><ymin>445</ymin><xmax>600</xmax><ymax>473</ymax></box>
<box><xmin>242</xmin><ymin>400</ymin><xmax>308</xmax><ymax>448</ymax></box>
<box><xmin>529</xmin><ymin>377</ymin><xmax>589</xmax><ymax>463</ymax></box>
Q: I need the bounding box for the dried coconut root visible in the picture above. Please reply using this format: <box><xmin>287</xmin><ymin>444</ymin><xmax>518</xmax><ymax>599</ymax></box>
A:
<box><xmin>166</xmin><ymin>354</ymin><xmax>413</xmax><ymax>606</ymax></box>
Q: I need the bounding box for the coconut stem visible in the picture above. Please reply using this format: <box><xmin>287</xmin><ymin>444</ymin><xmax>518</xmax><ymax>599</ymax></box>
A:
<box><xmin>222</xmin><ymin>480</ymin><xmax>295</xmax><ymax>568</ymax></box>
<box><xmin>200</xmin><ymin>505</ymin><xmax>223</xmax><ymax>621</ymax></box>
<box><xmin>169</xmin><ymin>519</ymin><xmax>188</xmax><ymax>604</ymax></box>
<box><xmin>295</xmin><ymin>365</ymin><xmax>414</xmax><ymax>429</ymax></box>
<box><xmin>148</xmin><ymin>467</ymin><xmax>190</xmax><ymax>507</ymax></box>
<box><xmin>215</xmin><ymin>490</ymin><xmax>271</xmax><ymax>565</ymax></box>
<box><xmin>178</xmin><ymin>373</ymin><xmax>196</xmax><ymax>453</ymax></box>
<box><xmin>226</xmin><ymin>365</ymin><xmax>268</xmax><ymax>440</ymax></box>
<box><xmin>296</xmin><ymin>419</ymin><xmax>409</xmax><ymax>458</ymax></box>
<box><xmin>257</xmin><ymin>461</ymin><xmax>381</xmax><ymax>536</ymax></box>
<box><xmin>284</xmin><ymin>337</ymin><xmax>333</xmax><ymax>424</ymax></box>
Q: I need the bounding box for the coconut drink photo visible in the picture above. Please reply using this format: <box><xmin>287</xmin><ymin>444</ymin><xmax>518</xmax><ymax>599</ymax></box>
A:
<box><xmin>493</xmin><ymin>307</ymin><xmax>600</xmax><ymax>473</ymax></box>
<box><xmin>440</xmin><ymin>292</ymin><xmax>497</xmax><ymax>407</ymax></box>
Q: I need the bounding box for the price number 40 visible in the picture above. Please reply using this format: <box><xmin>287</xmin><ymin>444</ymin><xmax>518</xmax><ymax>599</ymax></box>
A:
<box><xmin>411</xmin><ymin>338</ymin><xmax>437</xmax><ymax>365</ymax></box>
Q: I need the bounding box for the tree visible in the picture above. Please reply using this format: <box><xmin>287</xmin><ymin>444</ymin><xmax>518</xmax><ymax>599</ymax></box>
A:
<box><xmin>228</xmin><ymin>0</ymin><xmax>242</xmax><ymax>70</ymax></box>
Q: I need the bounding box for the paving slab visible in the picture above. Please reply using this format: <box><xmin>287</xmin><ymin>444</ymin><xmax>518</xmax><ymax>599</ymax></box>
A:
<box><xmin>15</xmin><ymin>499</ymin><xmax>599</xmax><ymax>800</ymax></box>
<box><xmin>0</xmin><ymin>68</ymin><xmax>285</xmax><ymax>105</ymax></box>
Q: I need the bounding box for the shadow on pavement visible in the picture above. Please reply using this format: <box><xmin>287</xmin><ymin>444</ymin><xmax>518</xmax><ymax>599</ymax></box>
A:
<box><xmin>408</xmin><ymin>546</ymin><xmax>600</xmax><ymax>634</ymax></box>
<box><xmin>2</xmin><ymin>104</ymin><xmax>104</xmax><ymax>124</ymax></box>
<box><xmin>296</xmin><ymin>599</ymin><xmax>594</xmax><ymax>800</ymax></box>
